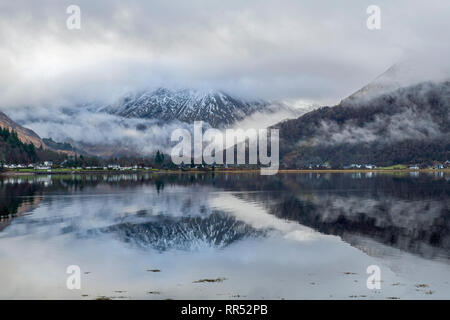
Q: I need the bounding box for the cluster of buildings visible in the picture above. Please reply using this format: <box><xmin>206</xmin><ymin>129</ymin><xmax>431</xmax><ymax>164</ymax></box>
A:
<box><xmin>3</xmin><ymin>161</ymin><xmax>54</xmax><ymax>170</ymax></box>
<box><xmin>103</xmin><ymin>165</ymin><xmax>152</xmax><ymax>171</ymax></box>
<box><xmin>343</xmin><ymin>164</ymin><xmax>377</xmax><ymax>169</ymax></box>
<box><xmin>1</xmin><ymin>161</ymin><xmax>154</xmax><ymax>171</ymax></box>
<box><xmin>2</xmin><ymin>160</ymin><xmax>450</xmax><ymax>171</ymax></box>
<box><xmin>408</xmin><ymin>161</ymin><xmax>449</xmax><ymax>170</ymax></box>
<box><xmin>305</xmin><ymin>161</ymin><xmax>450</xmax><ymax>170</ymax></box>
<box><xmin>70</xmin><ymin>164</ymin><xmax>152</xmax><ymax>171</ymax></box>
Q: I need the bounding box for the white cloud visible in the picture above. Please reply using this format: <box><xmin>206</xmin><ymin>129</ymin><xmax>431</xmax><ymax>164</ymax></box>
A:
<box><xmin>0</xmin><ymin>0</ymin><xmax>448</xmax><ymax>110</ymax></box>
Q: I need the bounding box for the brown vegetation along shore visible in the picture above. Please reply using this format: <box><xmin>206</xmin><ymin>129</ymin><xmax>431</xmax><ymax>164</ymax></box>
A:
<box><xmin>0</xmin><ymin>171</ymin><xmax>37</xmax><ymax>176</ymax></box>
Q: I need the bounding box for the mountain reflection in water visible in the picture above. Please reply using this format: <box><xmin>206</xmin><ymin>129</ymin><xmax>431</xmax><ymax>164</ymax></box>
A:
<box><xmin>89</xmin><ymin>213</ymin><xmax>267</xmax><ymax>251</ymax></box>
<box><xmin>0</xmin><ymin>172</ymin><xmax>449</xmax><ymax>260</ymax></box>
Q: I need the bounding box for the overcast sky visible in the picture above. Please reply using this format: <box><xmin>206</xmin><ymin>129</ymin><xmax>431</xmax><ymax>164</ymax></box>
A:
<box><xmin>0</xmin><ymin>0</ymin><xmax>449</xmax><ymax>110</ymax></box>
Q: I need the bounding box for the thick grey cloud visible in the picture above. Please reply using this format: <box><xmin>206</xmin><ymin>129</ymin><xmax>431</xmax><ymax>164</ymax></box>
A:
<box><xmin>314</xmin><ymin>109</ymin><xmax>445</xmax><ymax>146</ymax></box>
<box><xmin>0</xmin><ymin>0</ymin><xmax>449</xmax><ymax>109</ymax></box>
<box><xmin>11</xmin><ymin>106</ymin><xmax>191</xmax><ymax>155</ymax></box>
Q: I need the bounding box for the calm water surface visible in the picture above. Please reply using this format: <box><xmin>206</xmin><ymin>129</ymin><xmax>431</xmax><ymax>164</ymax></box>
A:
<box><xmin>0</xmin><ymin>172</ymin><xmax>449</xmax><ymax>299</ymax></box>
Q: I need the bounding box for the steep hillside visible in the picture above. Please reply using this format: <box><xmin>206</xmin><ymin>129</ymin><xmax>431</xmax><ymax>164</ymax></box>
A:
<box><xmin>0</xmin><ymin>110</ymin><xmax>73</xmax><ymax>164</ymax></box>
<box><xmin>0</xmin><ymin>110</ymin><xmax>45</xmax><ymax>148</ymax></box>
<box><xmin>0</xmin><ymin>127</ymin><xmax>38</xmax><ymax>164</ymax></box>
<box><xmin>274</xmin><ymin>81</ymin><xmax>450</xmax><ymax>167</ymax></box>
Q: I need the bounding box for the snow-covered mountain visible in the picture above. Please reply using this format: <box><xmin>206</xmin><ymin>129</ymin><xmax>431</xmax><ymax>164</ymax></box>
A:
<box><xmin>100</xmin><ymin>88</ymin><xmax>286</xmax><ymax>128</ymax></box>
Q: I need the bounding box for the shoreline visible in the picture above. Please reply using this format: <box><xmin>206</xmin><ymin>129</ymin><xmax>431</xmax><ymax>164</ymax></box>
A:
<box><xmin>1</xmin><ymin>168</ymin><xmax>449</xmax><ymax>177</ymax></box>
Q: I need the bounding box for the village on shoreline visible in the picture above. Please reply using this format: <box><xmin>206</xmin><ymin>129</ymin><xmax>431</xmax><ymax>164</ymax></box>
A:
<box><xmin>1</xmin><ymin>163</ymin><xmax>449</xmax><ymax>177</ymax></box>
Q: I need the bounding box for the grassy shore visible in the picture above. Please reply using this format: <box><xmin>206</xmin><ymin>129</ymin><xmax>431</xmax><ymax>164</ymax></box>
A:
<box><xmin>1</xmin><ymin>167</ymin><xmax>449</xmax><ymax>176</ymax></box>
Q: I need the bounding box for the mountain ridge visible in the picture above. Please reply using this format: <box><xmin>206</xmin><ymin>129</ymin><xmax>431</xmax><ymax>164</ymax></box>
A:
<box><xmin>101</xmin><ymin>87</ymin><xmax>286</xmax><ymax>128</ymax></box>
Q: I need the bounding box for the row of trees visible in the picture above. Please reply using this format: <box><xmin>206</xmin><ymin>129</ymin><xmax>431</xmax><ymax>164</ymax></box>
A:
<box><xmin>58</xmin><ymin>150</ymin><xmax>172</xmax><ymax>169</ymax></box>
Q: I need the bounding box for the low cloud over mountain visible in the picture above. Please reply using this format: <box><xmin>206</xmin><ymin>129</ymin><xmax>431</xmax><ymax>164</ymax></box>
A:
<box><xmin>275</xmin><ymin>80</ymin><xmax>450</xmax><ymax>167</ymax></box>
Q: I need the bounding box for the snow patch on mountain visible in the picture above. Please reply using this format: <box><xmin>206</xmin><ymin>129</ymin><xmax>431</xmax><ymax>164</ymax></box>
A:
<box><xmin>100</xmin><ymin>88</ymin><xmax>293</xmax><ymax>128</ymax></box>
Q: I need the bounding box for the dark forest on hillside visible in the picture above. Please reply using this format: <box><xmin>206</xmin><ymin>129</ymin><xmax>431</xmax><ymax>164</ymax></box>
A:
<box><xmin>275</xmin><ymin>81</ymin><xmax>450</xmax><ymax>167</ymax></box>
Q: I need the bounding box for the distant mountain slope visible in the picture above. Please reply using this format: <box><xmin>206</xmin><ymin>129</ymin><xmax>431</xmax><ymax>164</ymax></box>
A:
<box><xmin>42</xmin><ymin>138</ymin><xmax>75</xmax><ymax>152</ymax></box>
<box><xmin>274</xmin><ymin>80</ymin><xmax>450</xmax><ymax>167</ymax></box>
<box><xmin>0</xmin><ymin>110</ymin><xmax>45</xmax><ymax>148</ymax></box>
<box><xmin>101</xmin><ymin>88</ymin><xmax>283</xmax><ymax>127</ymax></box>
<box><xmin>343</xmin><ymin>60</ymin><xmax>449</xmax><ymax>104</ymax></box>
<box><xmin>0</xmin><ymin>110</ymin><xmax>76</xmax><ymax>163</ymax></box>
<box><xmin>342</xmin><ymin>64</ymin><xmax>404</xmax><ymax>103</ymax></box>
